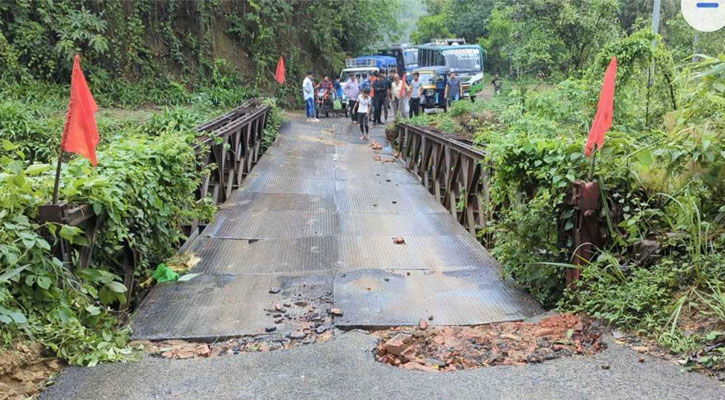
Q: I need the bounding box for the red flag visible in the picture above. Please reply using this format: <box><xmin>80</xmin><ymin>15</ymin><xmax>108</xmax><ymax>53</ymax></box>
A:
<box><xmin>585</xmin><ymin>57</ymin><xmax>617</xmax><ymax>157</ymax></box>
<box><xmin>62</xmin><ymin>55</ymin><xmax>100</xmax><ymax>166</ymax></box>
<box><xmin>275</xmin><ymin>56</ymin><xmax>286</xmax><ymax>85</ymax></box>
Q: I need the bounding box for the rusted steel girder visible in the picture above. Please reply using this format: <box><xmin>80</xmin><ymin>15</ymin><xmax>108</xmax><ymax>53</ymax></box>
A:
<box><xmin>393</xmin><ymin>123</ymin><xmax>489</xmax><ymax>235</ymax></box>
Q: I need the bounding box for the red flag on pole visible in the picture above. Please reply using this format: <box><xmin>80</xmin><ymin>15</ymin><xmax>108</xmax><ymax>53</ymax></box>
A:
<box><xmin>275</xmin><ymin>56</ymin><xmax>286</xmax><ymax>85</ymax></box>
<box><xmin>585</xmin><ymin>56</ymin><xmax>618</xmax><ymax>157</ymax></box>
<box><xmin>62</xmin><ymin>54</ymin><xmax>100</xmax><ymax>166</ymax></box>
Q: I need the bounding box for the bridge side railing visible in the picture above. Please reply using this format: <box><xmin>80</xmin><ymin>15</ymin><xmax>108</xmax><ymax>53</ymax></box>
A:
<box><xmin>393</xmin><ymin>123</ymin><xmax>490</xmax><ymax>234</ymax></box>
<box><xmin>39</xmin><ymin>101</ymin><xmax>271</xmax><ymax>305</ymax></box>
<box><xmin>188</xmin><ymin>100</ymin><xmax>271</xmax><ymax>235</ymax></box>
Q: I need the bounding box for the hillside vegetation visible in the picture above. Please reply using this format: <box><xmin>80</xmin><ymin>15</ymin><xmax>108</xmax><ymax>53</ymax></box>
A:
<box><xmin>0</xmin><ymin>0</ymin><xmax>400</xmax><ymax>366</ymax></box>
<box><xmin>411</xmin><ymin>0</ymin><xmax>725</xmax><ymax>375</ymax></box>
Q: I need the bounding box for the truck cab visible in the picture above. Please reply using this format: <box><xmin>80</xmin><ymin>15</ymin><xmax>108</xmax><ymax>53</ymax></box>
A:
<box><xmin>339</xmin><ymin>56</ymin><xmax>397</xmax><ymax>112</ymax></box>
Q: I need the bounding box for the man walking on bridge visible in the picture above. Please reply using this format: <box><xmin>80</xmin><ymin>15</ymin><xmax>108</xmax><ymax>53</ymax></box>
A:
<box><xmin>303</xmin><ymin>70</ymin><xmax>317</xmax><ymax>122</ymax></box>
<box><xmin>343</xmin><ymin>74</ymin><xmax>360</xmax><ymax>124</ymax></box>
<box><xmin>390</xmin><ymin>73</ymin><xmax>407</xmax><ymax>120</ymax></box>
<box><xmin>372</xmin><ymin>72</ymin><xmax>389</xmax><ymax>125</ymax></box>
<box><xmin>409</xmin><ymin>72</ymin><xmax>422</xmax><ymax>118</ymax></box>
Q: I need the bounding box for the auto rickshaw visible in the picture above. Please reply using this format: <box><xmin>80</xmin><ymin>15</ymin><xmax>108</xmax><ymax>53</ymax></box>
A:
<box><xmin>413</xmin><ymin>66</ymin><xmax>449</xmax><ymax>112</ymax></box>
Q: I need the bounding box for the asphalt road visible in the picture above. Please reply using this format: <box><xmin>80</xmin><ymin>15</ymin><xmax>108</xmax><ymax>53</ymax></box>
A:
<box><xmin>41</xmin><ymin>331</ymin><xmax>724</xmax><ymax>400</ymax></box>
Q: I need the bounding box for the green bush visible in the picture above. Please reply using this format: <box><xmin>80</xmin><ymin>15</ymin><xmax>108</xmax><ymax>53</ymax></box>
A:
<box><xmin>412</xmin><ymin>32</ymin><xmax>725</xmax><ymax>368</ymax></box>
<box><xmin>0</xmin><ymin>82</ymin><xmax>284</xmax><ymax>364</ymax></box>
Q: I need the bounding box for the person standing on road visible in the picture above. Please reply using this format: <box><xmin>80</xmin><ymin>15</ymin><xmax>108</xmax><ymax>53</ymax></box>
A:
<box><xmin>361</xmin><ymin>73</ymin><xmax>371</xmax><ymax>93</ymax></box>
<box><xmin>372</xmin><ymin>72</ymin><xmax>388</xmax><ymax>125</ymax></box>
<box><xmin>343</xmin><ymin>74</ymin><xmax>360</xmax><ymax>124</ymax></box>
<box><xmin>303</xmin><ymin>70</ymin><xmax>317</xmax><ymax>122</ymax></box>
<box><xmin>409</xmin><ymin>72</ymin><xmax>423</xmax><ymax>118</ymax></box>
<box><xmin>317</xmin><ymin>75</ymin><xmax>333</xmax><ymax>94</ymax></box>
<box><xmin>334</xmin><ymin>78</ymin><xmax>343</xmax><ymax>100</ymax></box>
<box><xmin>445</xmin><ymin>71</ymin><xmax>462</xmax><ymax>106</ymax></box>
<box><xmin>353</xmin><ymin>88</ymin><xmax>372</xmax><ymax>141</ymax></box>
<box><xmin>383</xmin><ymin>72</ymin><xmax>392</xmax><ymax>122</ymax></box>
<box><xmin>390</xmin><ymin>73</ymin><xmax>408</xmax><ymax>120</ymax></box>
<box><xmin>491</xmin><ymin>72</ymin><xmax>503</xmax><ymax>95</ymax></box>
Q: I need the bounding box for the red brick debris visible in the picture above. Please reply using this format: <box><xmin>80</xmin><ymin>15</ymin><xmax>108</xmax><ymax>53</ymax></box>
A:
<box><xmin>374</xmin><ymin>313</ymin><xmax>606</xmax><ymax>372</ymax></box>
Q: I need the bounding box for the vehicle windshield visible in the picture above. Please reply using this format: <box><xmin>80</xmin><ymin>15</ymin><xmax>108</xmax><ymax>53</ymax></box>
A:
<box><xmin>340</xmin><ymin>69</ymin><xmax>376</xmax><ymax>82</ymax></box>
<box><xmin>403</xmin><ymin>49</ymin><xmax>418</xmax><ymax>67</ymax></box>
<box><xmin>417</xmin><ymin>72</ymin><xmax>436</xmax><ymax>86</ymax></box>
<box><xmin>441</xmin><ymin>48</ymin><xmax>481</xmax><ymax>72</ymax></box>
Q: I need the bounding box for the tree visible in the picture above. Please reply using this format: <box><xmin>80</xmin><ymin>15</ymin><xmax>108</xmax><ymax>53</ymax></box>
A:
<box><xmin>481</xmin><ymin>6</ymin><xmax>514</xmax><ymax>75</ymax></box>
<box><xmin>410</xmin><ymin>13</ymin><xmax>452</xmax><ymax>44</ymax></box>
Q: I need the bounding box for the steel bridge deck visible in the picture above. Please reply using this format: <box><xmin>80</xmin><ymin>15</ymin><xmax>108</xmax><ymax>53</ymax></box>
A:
<box><xmin>132</xmin><ymin>117</ymin><xmax>541</xmax><ymax>341</ymax></box>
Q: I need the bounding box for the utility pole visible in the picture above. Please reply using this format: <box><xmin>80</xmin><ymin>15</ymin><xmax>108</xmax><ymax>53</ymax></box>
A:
<box><xmin>693</xmin><ymin>32</ymin><xmax>700</xmax><ymax>62</ymax></box>
<box><xmin>646</xmin><ymin>0</ymin><xmax>661</xmax><ymax>127</ymax></box>
<box><xmin>652</xmin><ymin>0</ymin><xmax>661</xmax><ymax>36</ymax></box>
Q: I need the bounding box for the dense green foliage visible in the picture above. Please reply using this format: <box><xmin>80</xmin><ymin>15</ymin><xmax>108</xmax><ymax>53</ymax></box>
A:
<box><xmin>411</xmin><ymin>25</ymin><xmax>725</xmax><ymax>371</ymax></box>
<box><xmin>0</xmin><ymin>0</ymin><xmax>401</xmax><ymax>106</ymax></box>
<box><xmin>412</xmin><ymin>0</ymin><xmax>725</xmax><ymax>78</ymax></box>
<box><xmin>0</xmin><ymin>79</ymin><xmax>284</xmax><ymax>365</ymax></box>
<box><xmin>0</xmin><ymin>0</ymin><xmax>333</xmax><ymax>366</ymax></box>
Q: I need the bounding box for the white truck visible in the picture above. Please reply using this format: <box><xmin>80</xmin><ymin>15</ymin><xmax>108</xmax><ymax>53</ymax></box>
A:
<box><xmin>339</xmin><ymin>57</ymin><xmax>397</xmax><ymax>116</ymax></box>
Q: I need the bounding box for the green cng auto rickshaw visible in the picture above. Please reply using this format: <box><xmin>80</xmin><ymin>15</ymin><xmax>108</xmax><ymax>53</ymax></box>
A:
<box><xmin>413</xmin><ymin>66</ymin><xmax>449</xmax><ymax>112</ymax></box>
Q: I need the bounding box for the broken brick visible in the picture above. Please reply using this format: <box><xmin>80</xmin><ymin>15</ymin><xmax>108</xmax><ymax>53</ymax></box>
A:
<box><xmin>400</xmin><ymin>345</ymin><xmax>417</xmax><ymax>362</ymax></box>
<box><xmin>383</xmin><ymin>333</ymin><xmax>411</xmax><ymax>356</ymax></box>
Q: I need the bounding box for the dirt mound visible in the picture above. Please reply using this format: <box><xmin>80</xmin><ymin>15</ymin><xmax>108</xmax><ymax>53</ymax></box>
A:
<box><xmin>374</xmin><ymin>313</ymin><xmax>606</xmax><ymax>372</ymax></box>
<box><xmin>0</xmin><ymin>341</ymin><xmax>62</xmax><ymax>400</ymax></box>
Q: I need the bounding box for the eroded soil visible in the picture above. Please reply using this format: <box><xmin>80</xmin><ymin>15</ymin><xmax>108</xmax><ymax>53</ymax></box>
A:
<box><xmin>373</xmin><ymin>313</ymin><xmax>607</xmax><ymax>372</ymax></box>
<box><xmin>0</xmin><ymin>341</ymin><xmax>62</xmax><ymax>400</ymax></box>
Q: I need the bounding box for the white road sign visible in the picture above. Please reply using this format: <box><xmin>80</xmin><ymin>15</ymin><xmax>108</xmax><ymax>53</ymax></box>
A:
<box><xmin>681</xmin><ymin>0</ymin><xmax>725</xmax><ymax>32</ymax></box>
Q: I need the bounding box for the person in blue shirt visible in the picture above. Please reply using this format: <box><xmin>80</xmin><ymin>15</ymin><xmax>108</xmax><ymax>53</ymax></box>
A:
<box><xmin>334</xmin><ymin>78</ymin><xmax>343</xmax><ymax>100</ymax></box>
<box><xmin>361</xmin><ymin>73</ymin><xmax>371</xmax><ymax>92</ymax></box>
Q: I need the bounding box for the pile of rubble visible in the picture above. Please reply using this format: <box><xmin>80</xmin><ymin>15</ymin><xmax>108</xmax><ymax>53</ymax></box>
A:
<box><xmin>370</xmin><ymin>140</ymin><xmax>398</xmax><ymax>162</ymax></box>
<box><xmin>135</xmin><ymin>291</ymin><xmax>342</xmax><ymax>360</ymax></box>
<box><xmin>374</xmin><ymin>314</ymin><xmax>606</xmax><ymax>372</ymax></box>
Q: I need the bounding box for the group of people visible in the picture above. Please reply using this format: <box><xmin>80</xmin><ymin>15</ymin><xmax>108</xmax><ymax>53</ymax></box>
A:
<box><xmin>303</xmin><ymin>69</ymin><xmax>504</xmax><ymax>141</ymax></box>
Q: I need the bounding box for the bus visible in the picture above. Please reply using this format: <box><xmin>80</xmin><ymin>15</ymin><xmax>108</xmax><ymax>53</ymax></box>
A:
<box><xmin>417</xmin><ymin>43</ymin><xmax>484</xmax><ymax>99</ymax></box>
<box><xmin>375</xmin><ymin>44</ymin><xmax>419</xmax><ymax>75</ymax></box>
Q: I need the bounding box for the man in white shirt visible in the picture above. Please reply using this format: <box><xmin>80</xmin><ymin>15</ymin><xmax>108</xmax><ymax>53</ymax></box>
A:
<box><xmin>302</xmin><ymin>70</ymin><xmax>318</xmax><ymax>122</ymax></box>
<box><xmin>409</xmin><ymin>72</ymin><xmax>423</xmax><ymax>118</ymax></box>
<box><xmin>390</xmin><ymin>73</ymin><xmax>408</xmax><ymax>120</ymax></box>
<box><xmin>342</xmin><ymin>74</ymin><xmax>360</xmax><ymax>123</ymax></box>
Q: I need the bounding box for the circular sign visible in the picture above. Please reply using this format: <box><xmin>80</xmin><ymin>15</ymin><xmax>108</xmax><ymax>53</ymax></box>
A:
<box><xmin>682</xmin><ymin>0</ymin><xmax>725</xmax><ymax>32</ymax></box>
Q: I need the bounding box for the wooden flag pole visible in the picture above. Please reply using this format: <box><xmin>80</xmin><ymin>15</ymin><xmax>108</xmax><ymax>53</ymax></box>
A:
<box><xmin>588</xmin><ymin>144</ymin><xmax>597</xmax><ymax>181</ymax></box>
<box><xmin>51</xmin><ymin>144</ymin><xmax>63</xmax><ymax>204</ymax></box>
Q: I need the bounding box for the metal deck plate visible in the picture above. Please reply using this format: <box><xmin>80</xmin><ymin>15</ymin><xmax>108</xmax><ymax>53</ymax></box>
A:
<box><xmin>338</xmin><ymin>212</ymin><xmax>469</xmax><ymax>237</ymax></box>
<box><xmin>190</xmin><ymin>236</ymin><xmax>339</xmax><ymax>274</ymax></box>
<box><xmin>225</xmin><ymin>192</ymin><xmax>336</xmax><ymax>212</ymax></box>
<box><xmin>334</xmin><ymin>168</ymin><xmax>418</xmax><ymax>185</ymax></box>
<box><xmin>132</xmin><ymin>273</ymin><xmax>332</xmax><ymax>341</ymax></box>
<box><xmin>335</xmin><ymin>235</ymin><xmax>498</xmax><ymax>271</ymax></box>
<box><xmin>132</xmin><ymin>117</ymin><xmax>542</xmax><ymax>341</ymax></box>
<box><xmin>333</xmin><ymin>268</ymin><xmax>541</xmax><ymax>327</ymax></box>
<box><xmin>240</xmin><ymin>175</ymin><xmax>336</xmax><ymax>195</ymax></box>
<box><xmin>206</xmin><ymin>210</ymin><xmax>339</xmax><ymax>239</ymax></box>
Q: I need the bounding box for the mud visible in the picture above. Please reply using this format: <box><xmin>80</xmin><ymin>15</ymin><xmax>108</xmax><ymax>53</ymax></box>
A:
<box><xmin>0</xmin><ymin>341</ymin><xmax>62</xmax><ymax>400</ymax></box>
